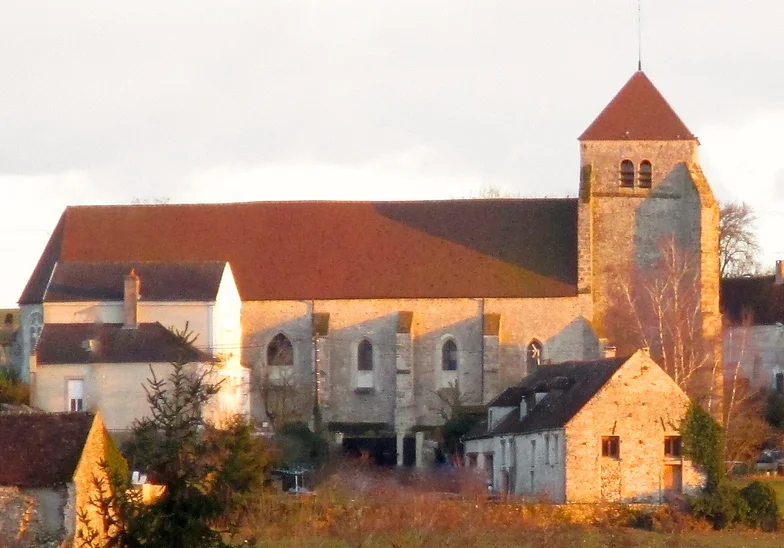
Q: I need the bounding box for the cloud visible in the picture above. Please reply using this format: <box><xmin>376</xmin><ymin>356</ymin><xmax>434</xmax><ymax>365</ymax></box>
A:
<box><xmin>1</xmin><ymin>1</ymin><xmax>783</xmax><ymax>303</ymax></box>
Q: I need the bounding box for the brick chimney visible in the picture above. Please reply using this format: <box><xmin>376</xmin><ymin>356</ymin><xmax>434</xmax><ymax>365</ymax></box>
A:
<box><xmin>124</xmin><ymin>269</ymin><xmax>140</xmax><ymax>328</ymax></box>
<box><xmin>776</xmin><ymin>260</ymin><xmax>784</xmax><ymax>286</ymax></box>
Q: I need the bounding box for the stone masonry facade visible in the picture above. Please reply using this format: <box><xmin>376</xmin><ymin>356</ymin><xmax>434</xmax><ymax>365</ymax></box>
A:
<box><xmin>565</xmin><ymin>352</ymin><xmax>702</xmax><ymax>503</ymax></box>
<box><xmin>243</xmin><ymin>296</ymin><xmax>598</xmax><ymax>434</ymax></box>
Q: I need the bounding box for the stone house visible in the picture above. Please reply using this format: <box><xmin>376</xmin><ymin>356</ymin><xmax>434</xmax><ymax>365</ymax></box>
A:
<box><xmin>17</xmin><ymin>70</ymin><xmax>720</xmax><ymax>464</ymax></box>
<box><xmin>722</xmin><ymin>261</ymin><xmax>784</xmax><ymax>392</ymax></box>
<box><xmin>463</xmin><ymin>350</ymin><xmax>703</xmax><ymax>503</ymax></box>
<box><xmin>27</xmin><ymin>261</ymin><xmax>248</xmax><ymax>431</ymax></box>
<box><xmin>0</xmin><ymin>411</ymin><xmax>122</xmax><ymax>546</ymax></box>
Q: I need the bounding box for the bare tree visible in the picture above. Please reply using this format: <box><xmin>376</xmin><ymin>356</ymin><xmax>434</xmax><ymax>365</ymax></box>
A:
<box><xmin>252</xmin><ymin>367</ymin><xmax>310</xmax><ymax>431</ymax></box>
<box><xmin>723</xmin><ymin>322</ymin><xmax>771</xmax><ymax>463</ymax></box>
<box><xmin>720</xmin><ymin>201</ymin><xmax>761</xmax><ymax>278</ymax></box>
<box><xmin>131</xmin><ymin>196</ymin><xmax>171</xmax><ymax>204</ymax></box>
<box><xmin>471</xmin><ymin>186</ymin><xmax>520</xmax><ymax>199</ymax></box>
<box><xmin>430</xmin><ymin>381</ymin><xmax>470</xmax><ymax>422</ymax></box>
<box><xmin>603</xmin><ymin>237</ymin><xmax>721</xmax><ymax>413</ymax></box>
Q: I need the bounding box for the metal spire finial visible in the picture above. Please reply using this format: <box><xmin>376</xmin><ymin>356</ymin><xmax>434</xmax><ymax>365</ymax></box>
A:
<box><xmin>637</xmin><ymin>0</ymin><xmax>643</xmax><ymax>71</ymax></box>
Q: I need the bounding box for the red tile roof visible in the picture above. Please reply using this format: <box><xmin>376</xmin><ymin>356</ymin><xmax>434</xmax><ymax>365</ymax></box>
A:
<box><xmin>36</xmin><ymin>322</ymin><xmax>212</xmax><ymax>365</ymax></box>
<box><xmin>721</xmin><ymin>276</ymin><xmax>784</xmax><ymax>325</ymax></box>
<box><xmin>0</xmin><ymin>412</ymin><xmax>95</xmax><ymax>488</ymax></box>
<box><xmin>20</xmin><ymin>200</ymin><xmax>578</xmax><ymax>304</ymax></box>
<box><xmin>579</xmin><ymin>71</ymin><xmax>696</xmax><ymax>141</ymax></box>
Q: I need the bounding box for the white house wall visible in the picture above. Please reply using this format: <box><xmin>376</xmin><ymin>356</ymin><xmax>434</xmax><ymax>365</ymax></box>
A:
<box><xmin>33</xmin><ymin>361</ymin><xmax>176</xmax><ymax>432</ymax></box>
<box><xmin>724</xmin><ymin>324</ymin><xmax>784</xmax><ymax>390</ymax></box>
<box><xmin>213</xmin><ymin>265</ymin><xmax>243</xmax><ymax>369</ymax></box>
<box><xmin>511</xmin><ymin>429</ymin><xmax>565</xmax><ymax>503</ymax></box>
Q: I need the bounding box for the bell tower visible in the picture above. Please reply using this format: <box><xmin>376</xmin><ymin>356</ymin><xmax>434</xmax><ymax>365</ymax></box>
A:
<box><xmin>577</xmin><ymin>71</ymin><xmax>721</xmax><ymax>410</ymax></box>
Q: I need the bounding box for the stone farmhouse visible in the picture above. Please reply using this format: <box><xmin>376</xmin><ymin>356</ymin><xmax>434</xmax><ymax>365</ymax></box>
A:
<box><xmin>0</xmin><ymin>412</ymin><xmax>121</xmax><ymax>546</ymax></box>
<box><xmin>464</xmin><ymin>350</ymin><xmax>702</xmax><ymax>503</ymax></box>
<box><xmin>26</xmin><ymin>261</ymin><xmax>248</xmax><ymax>432</ymax></box>
<box><xmin>16</xmin><ymin>70</ymin><xmax>720</xmax><ymax>464</ymax></box>
<box><xmin>722</xmin><ymin>261</ymin><xmax>784</xmax><ymax>393</ymax></box>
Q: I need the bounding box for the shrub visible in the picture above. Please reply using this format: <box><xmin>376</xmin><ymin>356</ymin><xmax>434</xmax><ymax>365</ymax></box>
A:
<box><xmin>766</xmin><ymin>392</ymin><xmax>784</xmax><ymax>428</ymax></box>
<box><xmin>0</xmin><ymin>369</ymin><xmax>29</xmax><ymax>405</ymax></box>
<box><xmin>689</xmin><ymin>483</ymin><xmax>749</xmax><ymax>530</ymax></box>
<box><xmin>681</xmin><ymin>402</ymin><xmax>724</xmax><ymax>489</ymax></box>
<box><xmin>442</xmin><ymin>412</ymin><xmax>480</xmax><ymax>459</ymax></box>
<box><xmin>740</xmin><ymin>481</ymin><xmax>779</xmax><ymax>531</ymax></box>
<box><xmin>275</xmin><ymin>421</ymin><xmax>329</xmax><ymax>468</ymax></box>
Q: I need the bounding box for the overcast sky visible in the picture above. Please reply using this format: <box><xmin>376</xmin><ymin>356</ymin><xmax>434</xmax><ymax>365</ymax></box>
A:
<box><xmin>2</xmin><ymin>1</ymin><xmax>783</xmax><ymax>307</ymax></box>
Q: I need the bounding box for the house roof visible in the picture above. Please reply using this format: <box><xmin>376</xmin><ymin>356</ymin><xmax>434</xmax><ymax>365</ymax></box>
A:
<box><xmin>35</xmin><ymin>322</ymin><xmax>212</xmax><ymax>365</ymax></box>
<box><xmin>0</xmin><ymin>412</ymin><xmax>95</xmax><ymax>488</ymax></box>
<box><xmin>721</xmin><ymin>276</ymin><xmax>784</xmax><ymax>325</ymax></box>
<box><xmin>468</xmin><ymin>357</ymin><xmax>627</xmax><ymax>439</ymax></box>
<box><xmin>19</xmin><ymin>199</ymin><xmax>578</xmax><ymax>304</ymax></box>
<box><xmin>43</xmin><ymin>261</ymin><xmax>227</xmax><ymax>302</ymax></box>
<box><xmin>579</xmin><ymin>71</ymin><xmax>695</xmax><ymax>141</ymax></box>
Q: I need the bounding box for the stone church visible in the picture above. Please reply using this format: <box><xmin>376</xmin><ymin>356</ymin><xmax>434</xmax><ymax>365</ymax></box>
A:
<box><xmin>17</xmin><ymin>70</ymin><xmax>720</xmax><ymax>459</ymax></box>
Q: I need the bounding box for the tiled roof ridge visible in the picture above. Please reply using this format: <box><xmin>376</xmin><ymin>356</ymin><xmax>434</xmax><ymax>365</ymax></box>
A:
<box><xmin>55</xmin><ymin>259</ymin><xmax>228</xmax><ymax>265</ymax></box>
<box><xmin>63</xmin><ymin>197</ymin><xmax>578</xmax><ymax>210</ymax></box>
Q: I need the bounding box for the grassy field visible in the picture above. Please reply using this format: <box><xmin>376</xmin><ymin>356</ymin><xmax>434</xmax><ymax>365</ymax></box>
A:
<box><xmin>240</xmin><ymin>470</ymin><xmax>784</xmax><ymax>548</ymax></box>
<box><xmin>253</xmin><ymin>529</ymin><xmax>782</xmax><ymax>548</ymax></box>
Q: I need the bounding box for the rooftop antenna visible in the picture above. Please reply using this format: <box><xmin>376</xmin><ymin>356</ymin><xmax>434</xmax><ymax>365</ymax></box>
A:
<box><xmin>637</xmin><ymin>0</ymin><xmax>643</xmax><ymax>71</ymax></box>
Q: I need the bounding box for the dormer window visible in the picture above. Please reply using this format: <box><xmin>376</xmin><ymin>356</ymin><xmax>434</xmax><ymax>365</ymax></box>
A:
<box><xmin>619</xmin><ymin>160</ymin><xmax>634</xmax><ymax>188</ymax></box>
<box><xmin>638</xmin><ymin>160</ymin><xmax>652</xmax><ymax>188</ymax></box>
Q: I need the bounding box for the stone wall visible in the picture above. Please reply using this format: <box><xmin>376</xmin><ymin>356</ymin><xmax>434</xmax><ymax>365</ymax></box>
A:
<box><xmin>0</xmin><ymin>486</ymin><xmax>67</xmax><ymax>547</ymax></box>
<box><xmin>242</xmin><ymin>296</ymin><xmax>597</xmax><ymax>432</ymax></box>
<box><xmin>579</xmin><ymin>139</ymin><xmax>722</xmax><ymax>412</ymax></box>
<box><xmin>564</xmin><ymin>352</ymin><xmax>703</xmax><ymax>503</ymax></box>
<box><xmin>72</xmin><ymin>414</ymin><xmax>121</xmax><ymax>545</ymax></box>
<box><xmin>579</xmin><ymin>139</ymin><xmax>702</xmax><ymax>329</ymax></box>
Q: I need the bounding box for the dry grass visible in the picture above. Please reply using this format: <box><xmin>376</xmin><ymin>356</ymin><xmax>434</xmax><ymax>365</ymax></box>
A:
<box><xmin>233</xmin><ymin>463</ymin><xmax>784</xmax><ymax>548</ymax></box>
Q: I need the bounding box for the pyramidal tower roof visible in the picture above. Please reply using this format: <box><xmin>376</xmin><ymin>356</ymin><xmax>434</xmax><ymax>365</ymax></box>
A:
<box><xmin>579</xmin><ymin>71</ymin><xmax>696</xmax><ymax>141</ymax></box>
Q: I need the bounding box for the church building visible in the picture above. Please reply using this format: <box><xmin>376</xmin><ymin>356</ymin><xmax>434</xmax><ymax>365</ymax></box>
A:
<box><xmin>17</xmin><ymin>71</ymin><xmax>720</xmax><ymax>461</ymax></box>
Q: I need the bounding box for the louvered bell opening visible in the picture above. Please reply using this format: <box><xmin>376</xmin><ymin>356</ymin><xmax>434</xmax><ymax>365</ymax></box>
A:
<box><xmin>619</xmin><ymin>160</ymin><xmax>634</xmax><ymax>188</ymax></box>
<box><xmin>638</xmin><ymin>160</ymin><xmax>652</xmax><ymax>188</ymax></box>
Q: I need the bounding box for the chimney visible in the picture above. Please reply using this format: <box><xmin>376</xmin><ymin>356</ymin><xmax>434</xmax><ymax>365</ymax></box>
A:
<box><xmin>776</xmin><ymin>261</ymin><xmax>784</xmax><ymax>286</ymax></box>
<box><xmin>124</xmin><ymin>269</ymin><xmax>140</xmax><ymax>328</ymax></box>
<box><xmin>599</xmin><ymin>337</ymin><xmax>617</xmax><ymax>358</ymax></box>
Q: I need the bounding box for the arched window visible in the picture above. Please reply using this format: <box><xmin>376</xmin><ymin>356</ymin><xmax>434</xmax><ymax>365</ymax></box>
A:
<box><xmin>358</xmin><ymin>339</ymin><xmax>373</xmax><ymax>371</ymax></box>
<box><xmin>3</xmin><ymin>313</ymin><xmax>12</xmax><ymax>326</ymax></box>
<box><xmin>442</xmin><ymin>339</ymin><xmax>458</xmax><ymax>371</ymax></box>
<box><xmin>526</xmin><ymin>339</ymin><xmax>543</xmax><ymax>368</ymax></box>
<box><xmin>619</xmin><ymin>160</ymin><xmax>634</xmax><ymax>188</ymax></box>
<box><xmin>267</xmin><ymin>333</ymin><xmax>293</xmax><ymax>366</ymax></box>
<box><xmin>638</xmin><ymin>160</ymin><xmax>652</xmax><ymax>188</ymax></box>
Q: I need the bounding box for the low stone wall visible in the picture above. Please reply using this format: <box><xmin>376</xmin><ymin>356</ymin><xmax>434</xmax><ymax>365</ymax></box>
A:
<box><xmin>0</xmin><ymin>486</ymin><xmax>67</xmax><ymax>547</ymax></box>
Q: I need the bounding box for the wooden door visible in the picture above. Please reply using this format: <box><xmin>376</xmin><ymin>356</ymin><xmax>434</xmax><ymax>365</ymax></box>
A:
<box><xmin>664</xmin><ymin>464</ymin><xmax>682</xmax><ymax>494</ymax></box>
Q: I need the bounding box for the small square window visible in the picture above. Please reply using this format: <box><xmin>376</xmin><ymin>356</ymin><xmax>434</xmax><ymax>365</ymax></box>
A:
<box><xmin>601</xmin><ymin>436</ymin><xmax>620</xmax><ymax>458</ymax></box>
<box><xmin>664</xmin><ymin>436</ymin><xmax>682</xmax><ymax>458</ymax></box>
